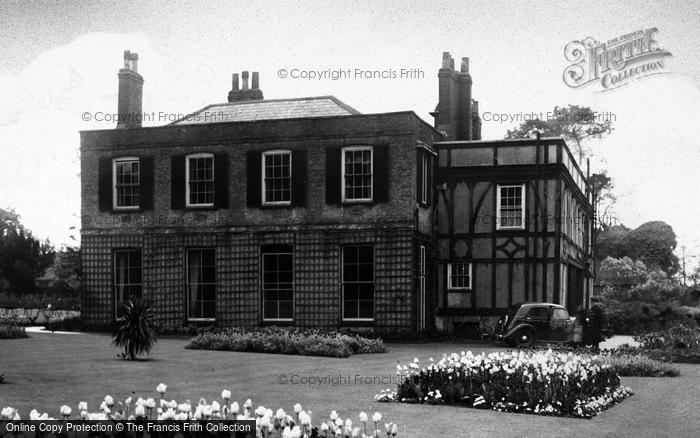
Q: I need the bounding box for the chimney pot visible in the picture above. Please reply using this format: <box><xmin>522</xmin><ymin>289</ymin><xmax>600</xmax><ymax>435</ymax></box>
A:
<box><xmin>228</xmin><ymin>70</ymin><xmax>263</xmax><ymax>102</ymax></box>
<box><xmin>442</xmin><ymin>52</ymin><xmax>451</xmax><ymax>69</ymax></box>
<box><xmin>461</xmin><ymin>57</ymin><xmax>469</xmax><ymax>73</ymax></box>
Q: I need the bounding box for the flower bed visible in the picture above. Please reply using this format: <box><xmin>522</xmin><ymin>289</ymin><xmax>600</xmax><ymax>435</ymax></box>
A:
<box><xmin>375</xmin><ymin>349</ymin><xmax>632</xmax><ymax>418</ymax></box>
<box><xmin>185</xmin><ymin>326</ymin><xmax>386</xmax><ymax>358</ymax></box>
<box><xmin>1</xmin><ymin>383</ymin><xmax>400</xmax><ymax>437</ymax></box>
<box><xmin>0</xmin><ymin>317</ymin><xmax>27</xmax><ymax>339</ymax></box>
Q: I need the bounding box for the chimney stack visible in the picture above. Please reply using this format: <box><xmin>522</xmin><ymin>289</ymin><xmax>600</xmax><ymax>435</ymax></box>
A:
<box><xmin>116</xmin><ymin>50</ymin><xmax>143</xmax><ymax>129</ymax></box>
<box><xmin>228</xmin><ymin>70</ymin><xmax>263</xmax><ymax>102</ymax></box>
<box><xmin>430</xmin><ymin>52</ymin><xmax>479</xmax><ymax>141</ymax></box>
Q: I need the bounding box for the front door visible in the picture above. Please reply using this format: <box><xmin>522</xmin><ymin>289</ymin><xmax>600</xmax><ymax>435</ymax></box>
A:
<box><xmin>567</xmin><ymin>265</ymin><xmax>585</xmax><ymax>313</ymax></box>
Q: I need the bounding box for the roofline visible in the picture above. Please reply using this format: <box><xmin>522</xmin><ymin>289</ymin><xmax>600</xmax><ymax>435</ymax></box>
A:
<box><xmin>436</xmin><ymin>136</ymin><xmax>589</xmax><ymax>182</ymax></box>
<box><xmin>167</xmin><ymin>95</ymin><xmax>362</xmax><ymax>126</ymax></box>
<box><xmin>435</xmin><ymin>137</ymin><xmax>567</xmax><ymax>146</ymax></box>
<box><xmin>79</xmin><ymin>110</ymin><xmax>442</xmax><ymax>136</ymax></box>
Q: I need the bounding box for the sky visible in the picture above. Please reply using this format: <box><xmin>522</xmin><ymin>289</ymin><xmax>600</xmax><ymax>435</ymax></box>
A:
<box><xmin>0</xmin><ymin>0</ymin><xmax>698</xmax><ymax>270</ymax></box>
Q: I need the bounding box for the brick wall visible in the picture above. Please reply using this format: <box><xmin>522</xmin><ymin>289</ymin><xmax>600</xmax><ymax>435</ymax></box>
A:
<box><xmin>81</xmin><ymin>112</ymin><xmax>440</xmax><ymax>233</ymax></box>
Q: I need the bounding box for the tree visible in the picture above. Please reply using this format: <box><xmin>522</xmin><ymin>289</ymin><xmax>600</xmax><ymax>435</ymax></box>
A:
<box><xmin>622</xmin><ymin>221</ymin><xmax>680</xmax><ymax>275</ymax></box>
<box><xmin>505</xmin><ymin>105</ymin><xmax>613</xmax><ymax>163</ymax></box>
<box><xmin>599</xmin><ymin>256</ymin><xmax>648</xmax><ymax>286</ymax></box>
<box><xmin>595</xmin><ymin>221</ymin><xmax>680</xmax><ymax>276</ymax></box>
<box><xmin>52</xmin><ymin>246</ymin><xmax>82</xmax><ymax>291</ymax></box>
<box><xmin>589</xmin><ymin>172</ymin><xmax>616</xmax><ymax>230</ymax></box>
<box><xmin>0</xmin><ymin>208</ymin><xmax>55</xmax><ymax>294</ymax></box>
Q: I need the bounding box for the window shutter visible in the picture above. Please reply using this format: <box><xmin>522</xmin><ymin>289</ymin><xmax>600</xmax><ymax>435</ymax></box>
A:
<box><xmin>139</xmin><ymin>156</ymin><xmax>154</xmax><ymax>210</ymax></box>
<box><xmin>416</xmin><ymin>149</ymin><xmax>423</xmax><ymax>204</ymax></box>
<box><xmin>373</xmin><ymin>144</ymin><xmax>389</xmax><ymax>203</ymax></box>
<box><xmin>291</xmin><ymin>150</ymin><xmax>307</xmax><ymax>207</ymax></box>
<box><xmin>246</xmin><ymin>150</ymin><xmax>261</xmax><ymax>208</ymax></box>
<box><xmin>214</xmin><ymin>152</ymin><xmax>229</xmax><ymax>209</ymax></box>
<box><xmin>325</xmin><ymin>147</ymin><xmax>341</xmax><ymax>205</ymax></box>
<box><xmin>98</xmin><ymin>158</ymin><xmax>112</xmax><ymax>212</ymax></box>
<box><xmin>171</xmin><ymin>155</ymin><xmax>186</xmax><ymax>209</ymax></box>
<box><xmin>427</xmin><ymin>154</ymin><xmax>433</xmax><ymax>205</ymax></box>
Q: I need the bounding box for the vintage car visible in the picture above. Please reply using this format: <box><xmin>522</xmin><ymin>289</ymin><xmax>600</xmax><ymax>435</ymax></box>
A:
<box><xmin>494</xmin><ymin>302</ymin><xmax>577</xmax><ymax>347</ymax></box>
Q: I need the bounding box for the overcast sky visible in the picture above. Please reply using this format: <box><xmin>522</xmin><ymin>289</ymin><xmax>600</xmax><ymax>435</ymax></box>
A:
<box><xmin>0</xmin><ymin>0</ymin><xmax>698</xmax><ymax>269</ymax></box>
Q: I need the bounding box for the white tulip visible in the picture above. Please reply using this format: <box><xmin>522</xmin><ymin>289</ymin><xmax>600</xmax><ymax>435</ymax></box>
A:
<box><xmin>156</xmin><ymin>383</ymin><xmax>167</xmax><ymax>394</ymax></box>
<box><xmin>221</xmin><ymin>390</ymin><xmax>231</xmax><ymax>400</ymax></box>
<box><xmin>60</xmin><ymin>405</ymin><xmax>72</xmax><ymax>416</ymax></box>
<box><xmin>372</xmin><ymin>412</ymin><xmax>382</xmax><ymax>423</ymax></box>
<box><xmin>359</xmin><ymin>412</ymin><xmax>368</xmax><ymax>423</ymax></box>
<box><xmin>135</xmin><ymin>405</ymin><xmax>145</xmax><ymax>417</ymax></box>
<box><xmin>1</xmin><ymin>407</ymin><xmax>15</xmax><ymax>419</ymax></box>
<box><xmin>294</xmin><ymin>403</ymin><xmax>302</xmax><ymax>413</ymax></box>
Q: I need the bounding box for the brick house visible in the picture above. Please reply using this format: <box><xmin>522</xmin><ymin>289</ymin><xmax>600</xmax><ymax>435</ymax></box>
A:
<box><xmin>80</xmin><ymin>51</ymin><xmax>593</xmax><ymax>336</ymax></box>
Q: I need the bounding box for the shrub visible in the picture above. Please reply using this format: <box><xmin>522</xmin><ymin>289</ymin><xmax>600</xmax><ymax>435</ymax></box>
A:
<box><xmin>0</xmin><ymin>323</ymin><xmax>27</xmax><ymax>339</ymax></box>
<box><xmin>635</xmin><ymin>325</ymin><xmax>700</xmax><ymax>350</ymax></box>
<box><xmin>0</xmin><ymin>291</ymin><xmax>80</xmax><ymax>311</ymax></box>
<box><xmin>185</xmin><ymin>326</ymin><xmax>386</xmax><ymax>358</ymax></box>
<box><xmin>378</xmin><ymin>350</ymin><xmax>632</xmax><ymax>418</ymax></box>
<box><xmin>112</xmin><ymin>299</ymin><xmax>158</xmax><ymax>360</ymax></box>
<box><xmin>607</xmin><ymin>325</ymin><xmax>700</xmax><ymax>364</ymax></box>
<box><xmin>44</xmin><ymin>315</ymin><xmax>82</xmax><ymax>332</ymax></box>
<box><xmin>600</xmin><ymin>353</ymin><xmax>679</xmax><ymax>377</ymax></box>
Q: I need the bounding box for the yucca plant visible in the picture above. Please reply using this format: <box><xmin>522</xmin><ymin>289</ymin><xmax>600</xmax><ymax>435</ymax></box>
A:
<box><xmin>112</xmin><ymin>299</ymin><xmax>158</xmax><ymax>360</ymax></box>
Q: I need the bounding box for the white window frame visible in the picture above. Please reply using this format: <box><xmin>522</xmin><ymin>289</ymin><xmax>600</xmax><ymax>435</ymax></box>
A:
<box><xmin>447</xmin><ymin>262</ymin><xmax>472</xmax><ymax>291</ymax></box>
<box><xmin>421</xmin><ymin>153</ymin><xmax>429</xmax><ymax>204</ymax></box>
<box><xmin>186</xmin><ymin>247</ymin><xmax>216</xmax><ymax>322</ymax></box>
<box><xmin>112</xmin><ymin>157</ymin><xmax>140</xmax><ymax>210</ymax></box>
<box><xmin>341</xmin><ymin>146</ymin><xmax>373</xmax><ymax>203</ymax></box>
<box><xmin>342</xmin><ymin>244</ymin><xmax>375</xmax><ymax>321</ymax></box>
<box><xmin>185</xmin><ymin>153</ymin><xmax>214</xmax><ymax>208</ymax></box>
<box><xmin>261</xmin><ymin>248</ymin><xmax>294</xmax><ymax>322</ymax></box>
<box><xmin>496</xmin><ymin>183</ymin><xmax>526</xmax><ymax>230</ymax></box>
<box><xmin>261</xmin><ymin>149</ymin><xmax>292</xmax><ymax>206</ymax></box>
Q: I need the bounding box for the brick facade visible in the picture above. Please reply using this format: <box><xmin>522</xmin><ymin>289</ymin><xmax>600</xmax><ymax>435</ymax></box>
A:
<box><xmin>81</xmin><ymin>110</ymin><xmax>441</xmax><ymax>335</ymax></box>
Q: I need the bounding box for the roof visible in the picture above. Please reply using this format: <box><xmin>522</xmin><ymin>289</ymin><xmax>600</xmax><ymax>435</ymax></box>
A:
<box><xmin>170</xmin><ymin>96</ymin><xmax>361</xmax><ymax>125</ymax></box>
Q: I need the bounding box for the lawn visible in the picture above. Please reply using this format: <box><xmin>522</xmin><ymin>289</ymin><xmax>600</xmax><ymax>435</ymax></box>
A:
<box><xmin>2</xmin><ymin>331</ymin><xmax>699</xmax><ymax>437</ymax></box>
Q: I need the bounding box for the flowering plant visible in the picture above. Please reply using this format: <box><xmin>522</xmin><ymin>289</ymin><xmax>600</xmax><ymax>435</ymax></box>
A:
<box><xmin>2</xmin><ymin>383</ymin><xmax>400</xmax><ymax>437</ymax></box>
<box><xmin>376</xmin><ymin>349</ymin><xmax>632</xmax><ymax>418</ymax></box>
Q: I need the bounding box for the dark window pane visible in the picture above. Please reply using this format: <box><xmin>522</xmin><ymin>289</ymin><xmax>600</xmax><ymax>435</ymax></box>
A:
<box><xmin>344</xmin><ymin>300</ymin><xmax>358</xmax><ymax>319</ymax></box>
<box><xmin>358</xmin><ymin>300</ymin><xmax>373</xmax><ymax>319</ymax></box>
<box><xmin>278</xmin><ymin>301</ymin><xmax>293</xmax><ymax>319</ymax></box>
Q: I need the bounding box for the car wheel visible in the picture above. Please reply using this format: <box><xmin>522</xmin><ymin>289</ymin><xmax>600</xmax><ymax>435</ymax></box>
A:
<box><xmin>515</xmin><ymin>330</ymin><xmax>534</xmax><ymax>348</ymax></box>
